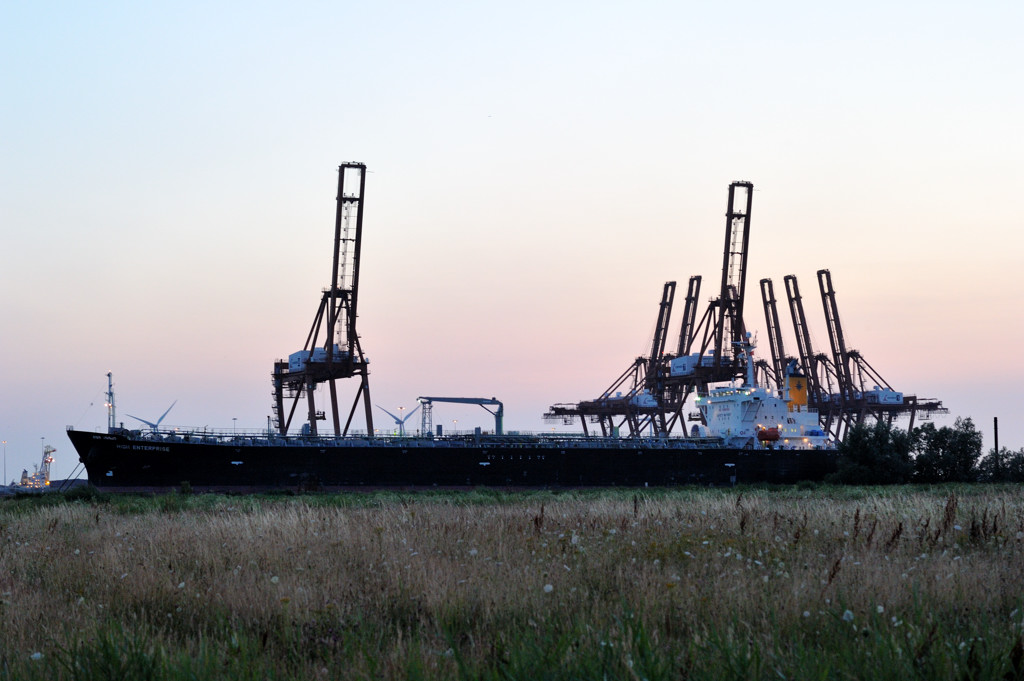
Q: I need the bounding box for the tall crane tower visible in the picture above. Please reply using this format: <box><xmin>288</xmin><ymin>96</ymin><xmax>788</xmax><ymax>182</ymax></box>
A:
<box><xmin>714</xmin><ymin>181</ymin><xmax>754</xmax><ymax>368</ymax></box>
<box><xmin>271</xmin><ymin>163</ymin><xmax>374</xmax><ymax>437</ymax></box>
<box><xmin>653</xmin><ymin>181</ymin><xmax>754</xmax><ymax>433</ymax></box>
<box><xmin>545</xmin><ymin>181</ymin><xmax>755</xmax><ymax>437</ymax></box>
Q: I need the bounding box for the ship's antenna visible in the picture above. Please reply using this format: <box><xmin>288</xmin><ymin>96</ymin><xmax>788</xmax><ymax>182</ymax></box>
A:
<box><xmin>743</xmin><ymin>332</ymin><xmax>756</xmax><ymax>388</ymax></box>
<box><xmin>106</xmin><ymin>372</ymin><xmax>116</xmax><ymax>433</ymax></box>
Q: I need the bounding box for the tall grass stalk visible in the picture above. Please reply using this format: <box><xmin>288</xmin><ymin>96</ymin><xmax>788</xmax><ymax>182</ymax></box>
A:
<box><xmin>1</xmin><ymin>485</ymin><xmax>1022</xmax><ymax>679</ymax></box>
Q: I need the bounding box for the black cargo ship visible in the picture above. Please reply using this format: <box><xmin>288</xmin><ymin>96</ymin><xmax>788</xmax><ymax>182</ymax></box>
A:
<box><xmin>66</xmin><ymin>427</ymin><xmax>835</xmax><ymax>491</ymax></box>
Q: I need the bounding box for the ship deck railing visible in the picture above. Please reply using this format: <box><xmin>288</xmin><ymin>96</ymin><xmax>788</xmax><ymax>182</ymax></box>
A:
<box><xmin>78</xmin><ymin>426</ymin><xmax>728</xmax><ymax>450</ymax></box>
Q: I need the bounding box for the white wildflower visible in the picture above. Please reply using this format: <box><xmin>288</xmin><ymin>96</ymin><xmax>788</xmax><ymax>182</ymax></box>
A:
<box><xmin>543</xmin><ymin>584</ymin><xmax>554</xmax><ymax>593</ymax></box>
<box><xmin>177</xmin><ymin>582</ymin><xmax>185</xmax><ymax>589</ymax></box>
<box><xmin>842</xmin><ymin>610</ymin><xmax>855</xmax><ymax>622</ymax></box>
<box><xmin>803</xmin><ymin>611</ymin><xmax>811</xmax><ymax>618</ymax></box>
<box><xmin>270</xmin><ymin>576</ymin><xmax>280</xmax><ymax>584</ymax></box>
<box><xmin>469</xmin><ymin>548</ymin><xmax>478</xmax><ymax>557</ymax></box>
<box><xmin>30</xmin><ymin>652</ymin><xmax>42</xmax><ymax>661</ymax></box>
<box><xmin>877</xmin><ymin>605</ymin><xmax>885</xmax><ymax>614</ymax></box>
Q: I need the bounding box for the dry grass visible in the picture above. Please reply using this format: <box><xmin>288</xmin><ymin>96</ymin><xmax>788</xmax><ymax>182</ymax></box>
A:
<box><xmin>2</xmin><ymin>486</ymin><xmax>1023</xmax><ymax>679</ymax></box>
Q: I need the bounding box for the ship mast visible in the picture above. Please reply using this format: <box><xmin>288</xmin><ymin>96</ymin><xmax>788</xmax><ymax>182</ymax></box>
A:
<box><xmin>106</xmin><ymin>371</ymin><xmax>116</xmax><ymax>433</ymax></box>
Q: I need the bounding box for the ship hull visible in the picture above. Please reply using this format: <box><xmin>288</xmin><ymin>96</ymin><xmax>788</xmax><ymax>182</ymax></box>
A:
<box><xmin>67</xmin><ymin>429</ymin><xmax>836</xmax><ymax>491</ymax></box>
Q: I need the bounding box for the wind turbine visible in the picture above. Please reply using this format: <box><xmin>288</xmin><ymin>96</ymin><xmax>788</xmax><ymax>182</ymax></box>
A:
<box><xmin>126</xmin><ymin>400</ymin><xmax>177</xmax><ymax>432</ymax></box>
<box><xmin>376</xmin><ymin>404</ymin><xmax>420</xmax><ymax>436</ymax></box>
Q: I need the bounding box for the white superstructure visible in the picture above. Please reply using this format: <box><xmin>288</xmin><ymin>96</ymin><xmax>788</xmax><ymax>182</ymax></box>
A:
<box><xmin>17</xmin><ymin>445</ymin><xmax>55</xmax><ymax>490</ymax></box>
<box><xmin>695</xmin><ymin>336</ymin><xmax>833</xmax><ymax>451</ymax></box>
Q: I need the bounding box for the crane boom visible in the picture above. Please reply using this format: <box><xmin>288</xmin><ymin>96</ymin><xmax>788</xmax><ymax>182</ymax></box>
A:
<box><xmin>817</xmin><ymin>269</ymin><xmax>854</xmax><ymax>401</ymax></box>
<box><xmin>714</xmin><ymin>182</ymin><xmax>753</xmax><ymax>366</ymax></box>
<box><xmin>675</xmin><ymin>276</ymin><xmax>702</xmax><ymax>356</ymax></box>
<box><xmin>759</xmin><ymin>278</ymin><xmax>787</xmax><ymax>387</ymax></box>
<box><xmin>783</xmin><ymin>274</ymin><xmax>820</xmax><ymax>404</ymax></box>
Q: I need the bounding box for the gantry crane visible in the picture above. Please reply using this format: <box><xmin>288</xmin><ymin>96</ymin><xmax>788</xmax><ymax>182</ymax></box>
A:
<box><xmin>663</xmin><ymin>182</ymin><xmax>754</xmax><ymax>392</ymax></box>
<box><xmin>544</xmin><ymin>281</ymin><xmax>675</xmax><ymax>437</ymax></box>
<box><xmin>271</xmin><ymin>163</ymin><xmax>374</xmax><ymax>437</ymax></box>
<box><xmin>417</xmin><ymin>397</ymin><xmax>504</xmax><ymax>435</ymax></box>
<box><xmin>646</xmin><ymin>181</ymin><xmax>755</xmax><ymax>434</ymax></box>
<box><xmin>811</xmin><ymin>269</ymin><xmax>945</xmax><ymax>439</ymax></box>
<box><xmin>773</xmin><ymin>270</ymin><xmax>947</xmax><ymax>440</ymax></box>
<box><xmin>545</xmin><ymin>181</ymin><xmax>755</xmax><ymax>437</ymax></box>
<box><xmin>545</xmin><ymin>178</ymin><xmax>945</xmax><ymax>443</ymax></box>
<box><xmin>660</xmin><ymin>275</ymin><xmax>702</xmax><ymax>429</ymax></box>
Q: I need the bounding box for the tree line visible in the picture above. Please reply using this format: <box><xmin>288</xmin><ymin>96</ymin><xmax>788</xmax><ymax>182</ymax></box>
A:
<box><xmin>828</xmin><ymin>417</ymin><xmax>1024</xmax><ymax>484</ymax></box>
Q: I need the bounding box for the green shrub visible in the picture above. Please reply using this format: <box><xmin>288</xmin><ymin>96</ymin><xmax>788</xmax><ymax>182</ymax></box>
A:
<box><xmin>913</xmin><ymin>418</ymin><xmax>983</xmax><ymax>482</ymax></box>
<box><xmin>828</xmin><ymin>421</ymin><xmax>913</xmax><ymax>484</ymax></box>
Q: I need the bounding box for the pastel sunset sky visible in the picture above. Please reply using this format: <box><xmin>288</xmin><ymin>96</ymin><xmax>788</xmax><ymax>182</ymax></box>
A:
<box><xmin>2</xmin><ymin>1</ymin><xmax>1022</xmax><ymax>480</ymax></box>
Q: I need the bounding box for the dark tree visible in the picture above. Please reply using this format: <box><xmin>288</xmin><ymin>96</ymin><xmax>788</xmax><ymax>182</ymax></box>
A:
<box><xmin>912</xmin><ymin>417</ymin><xmax>983</xmax><ymax>483</ymax></box>
<box><xmin>977</xmin><ymin>446</ymin><xmax>1024</xmax><ymax>482</ymax></box>
<box><xmin>828</xmin><ymin>420</ymin><xmax>914</xmax><ymax>485</ymax></box>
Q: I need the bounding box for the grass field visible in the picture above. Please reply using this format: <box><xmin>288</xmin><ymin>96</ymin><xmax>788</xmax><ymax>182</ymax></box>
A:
<box><xmin>1</xmin><ymin>485</ymin><xmax>1023</xmax><ymax>680</ymax></box>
